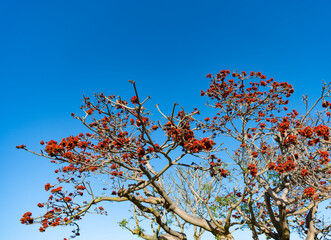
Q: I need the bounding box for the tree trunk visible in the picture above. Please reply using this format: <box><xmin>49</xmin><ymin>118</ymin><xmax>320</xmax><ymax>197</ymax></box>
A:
<box><xmin>305</xmin><ymin>203</ymin><xmax>318</xmax><ymax>240</ymax></box>
<box><xmin>279</xmin><ymin>206</ymin><xmax>290</xmax><ymax>240</ymax></box>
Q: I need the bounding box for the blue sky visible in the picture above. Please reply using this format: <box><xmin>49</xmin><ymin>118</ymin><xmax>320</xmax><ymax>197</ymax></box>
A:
<box><xmin>1</xmin><ymin>0</ymin><xmax>331</xmax><ymax>239</ymax></box>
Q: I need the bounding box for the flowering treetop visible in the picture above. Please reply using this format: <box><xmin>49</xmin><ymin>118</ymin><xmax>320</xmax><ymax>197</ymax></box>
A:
<box><xmin>18</xmin><ymin>70</ymin><xmax>331</xmax><ymax>240</ymax></box>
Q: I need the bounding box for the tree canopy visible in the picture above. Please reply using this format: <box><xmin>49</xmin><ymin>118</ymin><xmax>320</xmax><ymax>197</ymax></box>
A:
<box><xmin>18</xmin><ymin>70</ymin><xmax>331</xmax><ymax>240</ymax></box>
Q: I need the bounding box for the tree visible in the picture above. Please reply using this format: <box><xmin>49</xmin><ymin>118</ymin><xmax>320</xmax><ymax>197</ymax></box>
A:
<box><xmin>18</xmin><ymin>70</ymin><xmax>331</xmax><ymax>240</ymax></box>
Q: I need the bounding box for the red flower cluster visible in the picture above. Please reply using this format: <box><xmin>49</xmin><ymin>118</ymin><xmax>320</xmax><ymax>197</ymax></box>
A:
<box><xmin>252</xmin><ymin>152</ymin><xmax>259</xmax><ymax>158</ymax></box>
<box><xmin>51</xmin><ymin>186</ymin><xmax>63</xmax><ymax>194</ymax></box>
<box><xmin>16</xmin><ymin>144</ymin><xmax>26</xmax><ymax>149</ymax></box>
<box><xmin>45</xmin><ymin>140</ymin><xmax>64</xmax><ymax>157</ymax></box>
<box><xmin>62</xmin><ymin>152</ymin><xmax>74</xmax><ymax>160</ymax></box>
<box><xmin>268</xmin><ymin>156</ymin><xmax>296</xmax><ymax>173</ymax></box>
<box><xmin>62</xmin><ymin>164</ymin><xmax>78</xmax><ymax>173</ymax></box>
<box><xmin>151</xmin><ymin>125</ymin><xmax>159</xmax><ymax>130</ymax></box>
<box><xmin>89</xmin><ymin>166</ymin><xmax>98</xmax><ymax>171</ymax></box>
<box><xmin>308</xmin><ymin>138</ymin><xmax>320</xmax><ymax>146</ymax></box>
<box><xmin>276</xmin><ymin>163</ymin><xmax>286</xmax><ymax>173</ymax></box>
<box><xmin>184</xmin><ymin>138</ymin><xmax>215</xmax><ymax>153</ymax></box>
<box><xmin>21</xmin><ymin>212</ymin><xmax>33</xmax><ymax>224</ymax></box>
<box><xmin>45</xmin><ymin>183</ymin><xmax>52</xmax><ymax>191</ymax></box>
<box><xmin>63</xmin><ymin>197</ymin><xmax>72</xmax><ymax>202</ymax></box>
<box><xmin>219</xmin><ymin>169</ymin><xmax>228</xmax><ymax>177</ymax></box>
<box><xmin>303</xmin><ymin>187</ymin><xmax>315</xmax><ymax>197</ymax></box>
<box><xmin>86</xmin><ymin>109</ymin><xmax>94</xmax><ymax>115</ymax></box>
<box><xmin>314</xmin><ymin>125</ymin><xmax>330</xmax><ymax>140</ymax></box>
<box><xmin>301</xmin><ymin>169</ymin><xmax>309</xmax><ymax>177</ymax></box>
<box><xmin>110</xmin><ymin>164</ymin><xmax>118</xmax><ymax>169</ymax></box>
<box><xmin>317</xmin><ymin>150</ymin><xmax>330</xmax><ymax>164</ymax></box>
<box><xmin>112</xmin><ymin>137</ymin><xmax>130</xmax><ymax>150</ymax></box>
<box><xmin>278</xmin><ymin>117</ymin><xmax>290</xmax><ymax>134</ymax></box>
<box><xmin>201</xmin><ymin>138</ymin><xmax>215</xmax><ymax>151</ymax></box>
<box><xmin>247</xmin><ymin>164</ymin><xmax>258</xmax><ymax>177</ymax></box>
<box><xmin>165</xmin><ymin>121</ymin><xmax>215</xmax><ymax>153</ymax></box>
<box><xmin>268</xmin><ymin>162</ymin><xmax>276</xmax><ymax>170</ymax></box>
<box><xmin>261</xmin><ymin>145</ymin><xmax>271</xmax><ymax>155</ymax></box>
<box><xmin>298</xmin><ymin>126</ymin><xmax>314</xmax><ymax>138</ymax></box>
<box><xmin>203</xmin><ymin>70</ymin><xmax>293</xmax><ymax>126</ymax></box>
<box><xmin>131</xmin><ymin>96</ymin><xmax>138</xmax><ymax>104</ymax></box>
<box><xmin>78</xmin><ymin>141</ymin><xmax>89</xmax><ymax>149</ymax></box>
<box><xmin>284</xmin><ymin>159</ymin><xmax>296</xmax><ymax>171</ymax></box>
<box><xmin>110</xmin><ymin>171</ymin><xmax>123</xmax><ymax>176</ymax></box>
<box><xmin>35</xmin><ymin>208</ymin><xmax>62</xmax><ymax>231</ymax></box>
<box><xmin>284</xmin><ymin>134</ymin><xmax>298</xmax><ymax>146</ymax></box>
<box><xmin>96</xmin><ymin>138</ymin><xmax>111</xmax><ymax>150</ymax></box>
<box><xmin>322</xmin><ymin>101</ymin><xmax>331</xmax><ymax>108</ymax></box>
<box><xmin>61</xmin><ymin>136</ymin><xmax>80</xmax><ymax>150</ymax></box>
<box><xmin>165</xmin><ymin>121</ymin><xmax>193</xmax><ymax>141</ymax></box>
<box><xmin>137</xmin><ymin>147</ymin><xmax>145</xmax><ymax>158</ymax></box>
<box><xmin>45</xmin><ymin>135</ymin><xmax>86</xmax><ymax>158</ymax></box>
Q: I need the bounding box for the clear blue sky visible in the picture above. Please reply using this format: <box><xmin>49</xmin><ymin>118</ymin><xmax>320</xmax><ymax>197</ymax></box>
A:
<box><xmin>1</xmin><ymin>0</ymin><xmax>331</xmax><ymax>239</ymax></box>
